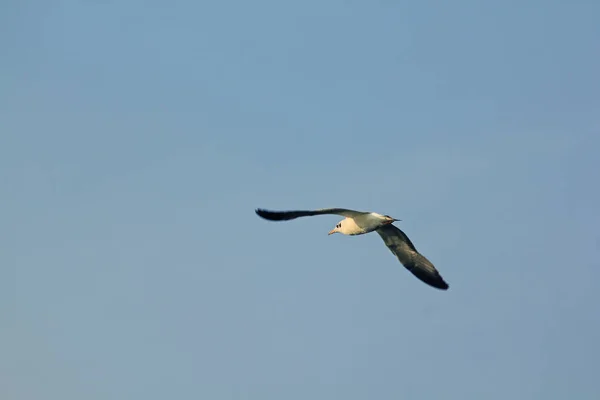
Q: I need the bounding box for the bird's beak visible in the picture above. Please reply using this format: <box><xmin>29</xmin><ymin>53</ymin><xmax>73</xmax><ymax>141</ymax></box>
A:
<box><xmin>328</xmin><ymin>229</ymin><xmax>335</xmax><ymax>235</ymax></box>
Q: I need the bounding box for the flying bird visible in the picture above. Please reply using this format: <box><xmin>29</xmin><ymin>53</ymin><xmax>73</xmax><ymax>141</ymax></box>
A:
<box><xmin>255</xmin><ymin>207</ymin><xmax>449</xmax><ymax>290</ymax></box>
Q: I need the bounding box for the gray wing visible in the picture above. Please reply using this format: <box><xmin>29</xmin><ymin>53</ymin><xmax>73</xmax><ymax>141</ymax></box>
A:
<box><xmin>376</xmin><ymin>224</ymin><xmax>449</xmax><ymax>290</ymax></box>
<box><xmin>255</xmin><ymin>207</ymin><xmax>365</xmax><ymax>221</ymax></box>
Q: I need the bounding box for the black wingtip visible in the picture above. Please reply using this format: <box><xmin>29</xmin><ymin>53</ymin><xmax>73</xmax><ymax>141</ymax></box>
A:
<box><xmin>255</xmin><ymin>208</ymin><xmax>266</xmax><ymax>218</ymax></box>
<box><xmin>255</xmin><ymin>208</ymin><xmax>280</xmax><ymax>221</ymax></box>
<box><xmin>410</xmin><ymin>265</ymin><xmax>450</xmax><ymax>291</ymax></box>
<box><xmin>428</xmin><ymin>276</ymin><xmax>449</xmax><ymax>290</ymax></box>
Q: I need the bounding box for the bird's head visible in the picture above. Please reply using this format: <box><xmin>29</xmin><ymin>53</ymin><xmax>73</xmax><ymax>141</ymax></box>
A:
<box><xmin>383</xmin><ymin>214</ymin><xmax>400</xmax><ymax>224</ymax></box>
<box><xmin>328</xmin><ymin>221</ymin><xmax>343</xmax><ymax>235</ymax></box>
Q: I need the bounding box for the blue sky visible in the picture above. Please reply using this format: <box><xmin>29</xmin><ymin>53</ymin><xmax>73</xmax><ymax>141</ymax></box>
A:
<box><xmin>2</xmin><ymin>1</ymin><xmax>599</xmax><ymax>399</ymax></box>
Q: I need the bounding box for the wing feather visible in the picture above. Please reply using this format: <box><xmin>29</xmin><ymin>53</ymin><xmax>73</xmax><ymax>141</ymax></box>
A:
<box><xmin>376</xmin><ymin>224</ymin><xmax>449</xmax><ymax>290</ymax></box>
<box><xmin>255</xmin><ymin>208</ymin><xmax>365</xmax><ymax>221</ymax></box>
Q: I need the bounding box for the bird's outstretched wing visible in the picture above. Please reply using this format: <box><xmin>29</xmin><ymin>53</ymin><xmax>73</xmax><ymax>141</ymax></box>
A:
<box><xmin>376</xmin><ymin>224</ymin><xmax>449</xmax><ymax>290</ymax></box>
<box><xmin>255</xmin><ymin>208</ymin><xmax>365</xmax><ymax>221</ymax></box>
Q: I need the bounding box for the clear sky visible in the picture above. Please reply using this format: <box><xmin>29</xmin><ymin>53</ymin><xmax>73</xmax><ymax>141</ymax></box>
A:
<box><xmin>3</xmin><ymin>1</ymin><xmax>599</xmax><ymax>399</ymax></box>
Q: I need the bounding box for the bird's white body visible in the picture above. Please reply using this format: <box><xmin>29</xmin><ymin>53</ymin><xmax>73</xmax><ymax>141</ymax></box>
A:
<box><xmin>333</xmin><ymin>213</ymin><xmax>393</xmax><ymax>235</ymax></box>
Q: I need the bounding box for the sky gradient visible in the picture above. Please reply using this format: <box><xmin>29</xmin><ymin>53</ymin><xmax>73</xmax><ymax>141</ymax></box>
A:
<box><xmin>3</xmin><ymin>1</ymin><xmax>600</xmax><ymax>399</ymax></box>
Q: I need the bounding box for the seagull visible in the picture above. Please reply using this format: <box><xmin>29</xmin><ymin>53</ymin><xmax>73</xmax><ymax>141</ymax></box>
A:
<box><xmin>255</xmin><ymin>207</ymin><xmax>449</xmax><ymax>290</ymax></box>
